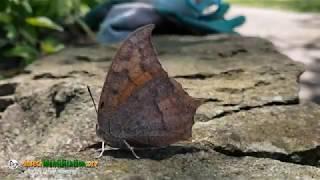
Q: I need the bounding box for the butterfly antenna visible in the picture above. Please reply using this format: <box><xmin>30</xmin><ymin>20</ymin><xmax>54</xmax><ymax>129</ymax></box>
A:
<box><xmin>87</xmin><ymin>85</ymin><xmax>98</xmax><ymax>114</ymax></box>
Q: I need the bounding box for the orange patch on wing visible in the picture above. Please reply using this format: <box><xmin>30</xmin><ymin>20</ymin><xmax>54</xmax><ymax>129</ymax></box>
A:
<box><xmin>118</xmin><ymin>83</ymin><xmax>136</xmax><ymax>105</ymax></box>
<box><xmin>113</xmin><ymin>72</ymin><xmax>154</xmax><ymax>108</ymax></box>
<box><xmin>132</xmin><ymin>72</ymin><xmax>152</xmax><ymax>86</ymax></box>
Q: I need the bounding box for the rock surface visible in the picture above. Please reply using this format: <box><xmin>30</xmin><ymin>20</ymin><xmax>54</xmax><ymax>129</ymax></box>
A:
<box><xmin>0</xmin><ymin>35</ymin><xmax>319</xmax><ymax>179</ymax></box>
<box><xmin>228</xmin><ymin>6</ymin><xmax>320</xmax><ymax>104</ymax></box>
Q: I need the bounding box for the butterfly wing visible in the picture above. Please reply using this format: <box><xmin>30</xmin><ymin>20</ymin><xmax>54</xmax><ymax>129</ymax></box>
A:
<box><xmin>97</xmin><ymin>24</ymin><xmax>200</xmax><ymax>147</ymax></box>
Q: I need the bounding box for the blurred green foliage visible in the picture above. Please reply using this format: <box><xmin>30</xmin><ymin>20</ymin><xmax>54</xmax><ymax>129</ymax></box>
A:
<box><xmin>227</xmin><ymin>0</ymin><xmax>320</xmax><ymax>12</ymax></box>
<box><xmin>0</xmin><ymin>0</ymin><xmax>103</xmax><ymax>66</ymax></box>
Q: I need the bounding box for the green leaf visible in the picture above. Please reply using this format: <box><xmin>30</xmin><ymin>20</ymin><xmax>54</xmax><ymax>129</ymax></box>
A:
<box><xmin>81</xmin><ymin>0</ymin><xmax>103</xmax><ymax>7</ymax></box>
<box><xmin>0</xmin><ymin>0</ymin><xmax>8</xmax><ymax>11</ymax></box>
<box><xmin>5</xmin><ymin>25</ymin><xmax>17</xmax><ymax>41</ymax></box>
<box><xmin>40</xmin><ymin>38</ymin><xmax>65</xmax><ymax>54</ymax></box>
<box><xmin>0</xmin><ymin>38</ymin><xmax>9</xmax><ymax>48</ymax></box>
<box><xmin>19</xmin><ymin>28</ymin><xmax>38</xmax><ymax>45</ymax></box>
<box><xmin>0</xmin><ymin>13</ymin><xmax>12</xmax><ymax>24</ymax></box>
<box><xmin>80</xmin><ymin>3</ymin><xmax>90</xmax><ymax>16</ymax></box>
<box><xmin>5</xmin><ymin>44</ymin><xmax>38</xmax><ymax>64</ymax></box>
<box><xmin>47</xmin><ymin>0</ymin><xmax>73</xmax><ymax>18</ymax></box>
<box><xmin>26</xmin><ymin>16</ymin><xmax>64</xmax><ymax>31</ymax></box>
<box><xmin>21</xmin><ymin>0</ymin><xmax>32</xmax><ymax>13</ymax></box>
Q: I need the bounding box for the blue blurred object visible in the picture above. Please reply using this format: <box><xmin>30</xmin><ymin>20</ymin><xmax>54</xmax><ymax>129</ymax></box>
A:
<box><xmin>84</xmin><ymin>0</ymin><xmax>245</xmax><ymax>44</ymax></box>
<box><xmin>187</xmin><ymin>0</ymin><xmax>221</xmax><ymax>14</ymax></box>
<box><xmin>96</xmin><ymin>2</ymin><xmax>161</xmax><ymax>43</ymax></box>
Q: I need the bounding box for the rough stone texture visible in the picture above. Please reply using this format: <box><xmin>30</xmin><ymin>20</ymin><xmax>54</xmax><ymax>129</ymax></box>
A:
<box><xmin>0</xmin><ymin>35</ymin><xmax>319</xmax><ymax>179</ymax></box>
<box><xmin>194</xmin><ymin>104</ymin><xmax>320</xmax><ymax>166</ymax></box>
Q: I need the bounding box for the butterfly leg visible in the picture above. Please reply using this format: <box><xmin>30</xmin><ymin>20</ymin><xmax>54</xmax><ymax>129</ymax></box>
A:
<box><xmin>96</xmin><ymin>141</ymin><xmax>106</xmax><ymax>158</ymax></box>
<box><xmin>123</xmin><ymin>140</ymin><xmax>140</xmax><ymax>159</ymax></box>
<box><xmin>96</xmin><ymin>141</ymin><xmax>119</xmax><ymax>158</ymax></box>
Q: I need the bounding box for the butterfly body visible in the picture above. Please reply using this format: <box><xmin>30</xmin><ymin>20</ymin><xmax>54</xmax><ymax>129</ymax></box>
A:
<box><xmin>97</xmin><ymin>24</ymin><xmax>201</xmax><ymax>149</ymax></box>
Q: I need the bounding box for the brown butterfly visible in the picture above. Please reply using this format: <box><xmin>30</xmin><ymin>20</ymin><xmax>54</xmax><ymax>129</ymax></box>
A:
<box><xmin>88</xmin><ymin>24</ymin><xmax>201</xmax><ymax>158</ymax></box>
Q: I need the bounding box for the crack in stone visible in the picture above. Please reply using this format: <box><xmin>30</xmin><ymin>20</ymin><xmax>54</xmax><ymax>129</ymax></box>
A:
<box><xmin>33</xmin><ymin>71</ymin><xmax>96</xmax><ymax>80</ymax></box>
<box><xmin>200</xmin><ymin>98</ymin><xmax>221</xmax><ymax>103</ymax></box>
<box><xmin>217</xmin><ymin>48</ymin><xmax>249</xmax><ymax>58</ymax></box>
<box><xmin>0</xmin><ymin>96</ymin><xmax>14</xmax><ymax>112</ymax></box>
<box><xmin>68</xmin><ymin>70</ymin><xmax>96</xmax><ymax>77</ymax></box>
<box><xmin>0</xmin><ymin>82</ymin><xmax>17</xmax><ymax>96</ymax></box>
<box><xmin>173</xmin><ymin>69</ymin><xmax>245</xmax><ymax>80</ymax></box>
<box><xmin>174</xmin><ymin>73</ymin><xmax>216</xmax><ymax>80</ymax></box>
<box><xmin>33</xmin><ymin>73</ymin><xmax>72</xmax><ymax>80</ymax></box>
<box><xmin>216</xmin><ymin>80</ymin><xmax>272</xmax><ymax>94</ymax></box>
<box><xmin>212</xmin><ymin>98</ymin><xmax>299</xmax><ymax>119</ymax></box>
<box><xmin>213</xmin><ymin>145</ymin><xmax>320</xmax><ymax>167</ymax></box>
